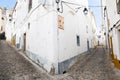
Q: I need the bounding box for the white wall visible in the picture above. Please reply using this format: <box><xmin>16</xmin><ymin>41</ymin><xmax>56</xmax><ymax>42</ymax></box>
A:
<box><xmin>12</xmin><ymin>0</ymin><xmax>94</xmax><ymax>73</ymax></box>
<box><xmin>58</xmin><ymin>0</ymin><xmax>92</xmax><ymax>62</ymax></box>
<box><xmin>0</xmin><ymin>8</ymin><xmax>2</xmax><ymax>33</ymax></box>
<box><xmin>0</xmin><ymin>8</ymin><xmax>6</xmax><ymax>33</ymax></box>
<box><xmin>26</xmin><ymin>10</ymin><xmax>58</xmax><ymax>67</ymax></box>
<box><xmin>106</xmin><ymin>0</ymin><xmax>120</xmax><ymax>60</ymax></box>
<box><xmin>5</xmin><ymin>9</ymin><xmax>12</xmax><ymax>42</ymax></box>
<box><xmin>12</xmin><ymin>0</ymin><xmax>59</xmax><ymax>72</ymax></box>
<box><xmin>89</xmin><ymin>12</ymin><xmax>97</xmax><ymax>47</ymax></box>
<box><xmin>58</xmin><ymin>12</ymin><xmax>87</xmax><ymax>62</ymax></box>
<box><xmin>101</xmin><ymin>0</ymin><xmax>109</xmax><ymax>48</ymax></box>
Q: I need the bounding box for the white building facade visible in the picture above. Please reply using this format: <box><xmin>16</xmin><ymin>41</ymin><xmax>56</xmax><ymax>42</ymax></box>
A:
<box><xmin>5</xmin><ymin>9</ymin><xmax>13</xmax><ymax>43</ymax></box>
<box><xmin>101</xmin><ymin>0</ymin><xmax>120</xmax><ymax>69</ymax></box>
<box><xmin>0</xmin><ymin>7</ymin><xmax>6</xmax><ymax>33</ymax></box>
<box><xmin>89</xmin><ymin>12</ymin><xmax>97</xmax><ymax>47</ymax></box>
<box><xmin>11</xmin><ymin>0</ymin><xmax>95</xmax><ymax>74</ymax></box>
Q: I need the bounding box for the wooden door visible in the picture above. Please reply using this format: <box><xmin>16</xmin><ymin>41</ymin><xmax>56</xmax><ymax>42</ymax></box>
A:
<box><xmin>110</xmin><ymin>37</ymin><xmax>113</xmax><ymax>54</ymax></box>
<box><xmin>23</xmin><ymin>33</ymin><xmax>26</xmax><ymax>51</ymax></box>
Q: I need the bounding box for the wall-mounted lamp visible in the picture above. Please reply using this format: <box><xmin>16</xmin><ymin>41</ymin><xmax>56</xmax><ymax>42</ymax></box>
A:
<box><xmin>83</xmin><ymin>8</ymin><xmax>88</xmax><ymax>15</ymax></box>
<box><xmin>104</xmin><ymin>6</ymin><xmax>106</xmax><ymax>10</ymax></box>
<box><xmin>113</xmin><ymin>24</ymin><xmax>116</xmax><ymax>27</ymax></box>
<box><xmin>110</xmin><ymin>28</ymin><xmax>113</xmax><ymax>31</ymax></box>
<box><xmin>104</xmin><ymin>32</ymin><xmax>106</xmax><ymax>35</ymax></box>
<box><xmin>56</xmin><ymin>0</ymin><xmax>60</xmax><ymax>3</ymax></box>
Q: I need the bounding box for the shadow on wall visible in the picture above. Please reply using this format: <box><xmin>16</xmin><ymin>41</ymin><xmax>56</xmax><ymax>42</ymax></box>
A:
<box><xmin>0</xmin><ymin>32</ymin><xmax>6</xmax><ymax>40</ymax></box>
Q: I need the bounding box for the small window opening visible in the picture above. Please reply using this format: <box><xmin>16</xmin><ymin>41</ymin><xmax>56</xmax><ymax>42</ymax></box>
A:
<box><xmin>76</xmin><ymin>35</ymin><xmax>80</xmax><ymax>46</ymax></box>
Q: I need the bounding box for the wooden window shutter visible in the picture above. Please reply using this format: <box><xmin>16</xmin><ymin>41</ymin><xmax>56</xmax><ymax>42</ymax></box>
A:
<box><xmin>58</xmin><ymin>15</ymin><xmax>64</xmax><ymax>30</ymax></box>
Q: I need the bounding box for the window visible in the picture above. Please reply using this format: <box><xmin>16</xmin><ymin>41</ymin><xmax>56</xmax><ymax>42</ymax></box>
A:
<box><xmin>117</xmin><ymin>0</ymin><xmax>120</xmax><ymax>14</ymax></box>
<box><xmin>9</xmin><ymin>19</ymin><xmax>12</xmax><ymax>21</ymax></box>
<box><xmin>76</xmin><ymin>35</ymin><xmax>80</xmax><ymax>46</ymax></box>
<box><xmin>14</xmin><ymin>22</ymin><xmax>15</xmax><ymax>28</ymax></box>
<box><xmin>28</xmin><ymin>0</ymin><xmax>32</xmax><ymax>12</ymax></box>
<box><xmin>28</xmin><ymin>23</ymin><xmax>30</xmax><ymax>29</ymax></box>
<box><xmin>1</xmin><ymin>26</ymin><xmax>3</xmax><ymax>31</ymax></box>
<box><xmin>1</xmin><ymin>17</ymin><xmax>4</xmax><ymax>20</ymax></box>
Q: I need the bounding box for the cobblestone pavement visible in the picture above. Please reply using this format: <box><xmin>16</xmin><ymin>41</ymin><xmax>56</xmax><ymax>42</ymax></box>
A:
<box><xmin>0</xmin><ymin>41</ymin><xmax>54</xmax><ymax>80</ymax></box>
<box><xmin>0</xmin><ymin>40</ymin><xmax>120</xmax><ymax>80</ymax></box>
<box><xmin>55</xmin><ymin>46</ymin><xmax>120</xmax><ymax>80</ymax></box>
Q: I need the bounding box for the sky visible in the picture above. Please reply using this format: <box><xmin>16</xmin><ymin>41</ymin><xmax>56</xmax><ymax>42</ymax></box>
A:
<box><xmin>88</xmin><ymin>0</ymin><xmax>102</xmax><ymax>31</ymax></box>
<box><xmin>0</xmin><ymin>0</ymin><xmax>17</xmax><ymax>9</ymax></box>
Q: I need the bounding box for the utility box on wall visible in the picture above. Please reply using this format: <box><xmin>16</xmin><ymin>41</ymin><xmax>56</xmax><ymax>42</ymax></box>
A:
<box><xmin>58</xmin><ymin>15</ymin><xmax>64</xmax><ymax>30</ymax></box>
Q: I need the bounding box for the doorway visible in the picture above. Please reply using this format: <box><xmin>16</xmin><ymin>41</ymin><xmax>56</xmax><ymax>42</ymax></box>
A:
<box><xmin>23</xmin><ymin>33</ymin><xmax>26</xmax><ymax>51</ymax></box>
<box><xmin>118</xmin><ymin>29</ymin><xmax>120</xmax><ymax>56</ymax></box>
<box><xmin>12</xmin><ymin>35</ymin><xmax>16</xmax><ymax>46</ymax></box>
<box><xmin>87</xmin><ymin>40</ymin><xmax>90</xmax><ymax>52</ymax></box>
<box><xmin>110</xmin><ymin>36</ymin><xmax>114</xmax><ymax>60</ymax></box>
<box><xmin>110</xmin><ymin>37</ymin><xmax>113</xmax><ymax>53</ymax></box>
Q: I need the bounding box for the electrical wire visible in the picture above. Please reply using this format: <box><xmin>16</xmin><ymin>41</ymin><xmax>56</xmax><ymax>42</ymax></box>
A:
<box><xmin>56</xmin><ymin>0</ymin><xmax>107</xmax><ymax>13</ymax></box>
<box><xmin>57</xmin><ymin>1</ymin><xmax>85</xmax><ymax>13</ymax></box>
<box><xmin>61</xmin><ymin>1</ymin><xmax>84</xmax><ymax>6</ymax></box>
<box><xmin>43</xmin><ymin>0</ymin><xmax>46</xmax><ymax>6</ymax></box>
<box><xmin>89</xmin><ymin>6</ymin><xmax>106</xmax><ymax>7</ymax></box>
<box><xmin>13</xmin><ymin>2</ymin><xmax>58</xmax><ymax>32</ymax></box>
<box><xmin>64</xmin><ymin>2</ymin><xmax>76</xmax><ymax>12</ymax></box>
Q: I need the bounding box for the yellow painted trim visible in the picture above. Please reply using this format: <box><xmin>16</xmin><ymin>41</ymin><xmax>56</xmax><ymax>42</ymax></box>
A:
<box><xmin>111</xmin><ymin>53</ymin><xmax>120</xmax><ymax>70</ymax></box>
<box><xmin>116</xmin><ymin>24</ymin><xmax>120</xmax><ymax>28</ymax></box>
<box><xmin>11</xmin><ymin>36</ymin><xmax>15</xmax><ymax>46</ymax></box>
<box><xmin>94</xmin><ymin>45</ymin><xmax>97</xmax><ymax>49</ymax></box>
<box><xmin>114</xmin><ymin>56</ymin><xmax>120</xmax><ymax>69</ymax></box>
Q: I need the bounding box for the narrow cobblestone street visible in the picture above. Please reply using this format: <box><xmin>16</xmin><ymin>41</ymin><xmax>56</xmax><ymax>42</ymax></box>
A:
<box><xmin>0</xmin><ymin>41</ymin><xmax>120</xmax><ymax>80</ymax></box>
<box><xmin>56</xmin><ymin>46</ymin><xmax>120</xmax><ymax>80</ymax></box>
<box><xmin>0</xmin><ymin>41</ymin><xmax>53</xmax><ymax>80</ymax></box>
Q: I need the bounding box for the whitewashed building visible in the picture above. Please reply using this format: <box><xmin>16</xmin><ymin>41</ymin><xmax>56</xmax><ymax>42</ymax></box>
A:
<box><xmin>96</xmin><ymin>30</ymin><xmax>106</xmax><ymax>46</ymax></box>
<box><xmin>0</xmin><ymin>7</ymin><xmax>6</xmax><ymax>33</ymax></box>
<box><xmin>11</xmin><ymin>0</ymin><xmax>95</xmax><ymax>74</ymax></box>
<box><xmin>89</xmin><ymin>12</ymin><xmax>97</xmax><ymax>47</ymax></box>
<box><xmin>101</xmin><ymin>0</ymin><xmax>120</xmax><ymax>69</ymax></box>
<box><xmin>5</xmin><ymin>9</ymin><xmax>13</xmax><ymax>43</ymax></box>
